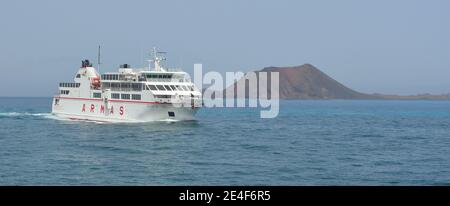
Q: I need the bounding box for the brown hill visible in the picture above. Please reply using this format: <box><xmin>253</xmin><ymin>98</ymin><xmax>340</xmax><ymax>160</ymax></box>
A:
<box><xmin>224</xmin><ymin>64</ymin><xmax>376</xmax><ymax>99</ymax></box>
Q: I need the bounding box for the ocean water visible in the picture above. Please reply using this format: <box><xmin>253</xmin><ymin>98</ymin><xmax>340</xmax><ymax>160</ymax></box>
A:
<box><xmin>1</xmin><ymin>97</ymin><xmax>450</xmax><ymax>185</ymax></box>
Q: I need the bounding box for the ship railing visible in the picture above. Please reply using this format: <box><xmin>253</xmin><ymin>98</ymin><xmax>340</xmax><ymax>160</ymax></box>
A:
<box><xmin>101</xmin><ymin>87</ymin><xmax>143</xmax><ymax>92</ymax></box>
<box><xmin>166</xmin><ymin>68</ymin><xmax>184</xmax><ymax>72</ymax></box>
<box><xmin>146</xmin><ymin>78</ymin><xmax>185</xmax><ymax>83</ymax></box>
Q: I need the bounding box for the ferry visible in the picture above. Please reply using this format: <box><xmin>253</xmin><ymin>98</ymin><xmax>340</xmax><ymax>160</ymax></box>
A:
<box><xmin>51</xmin><ymin>49</ymin><xmax>202</xmax><ymax>122</ymax></box>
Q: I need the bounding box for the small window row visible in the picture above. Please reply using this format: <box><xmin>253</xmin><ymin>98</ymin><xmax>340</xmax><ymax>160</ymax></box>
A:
<box><xmin>93</xmin><ymin>92</ymin><xmax>101</xmax><ymax>98</ymax></box>
<box><xmin>101</xmin><ymin>74</ymin><xmax>120</xmax><ymax>80</ymax></box>
<box><xmin>145</xmin><ymin>84</ymin><xmax>194</xmax><ymax>91</ymax></box>
<box><xmin>59</xmin><ymin>83</ymin><xmax>80</xmax><ymax>88</ymax></box>
<box><xmin>101</xmin><ymin>82</ymin><xmax>143</xmax><ymax>91</ymax></box>
<box><xmin>110</xmin><ymin>93</ymin><xmax>141</xmax><ymax>100</ymax></box>
<box><xmin>60</xmin><ymin>90</ymin><xmax>70</xmax><ymax>95</ymax></box>
<box><xmin>132</xmin><ymin>94</ymin><xmax>141</xmax><ymax>100</ymax></box>
<box><xmin>145</xmin><ymin>74</ymin><xmax>173</xmax><ymax>79</ymax></box>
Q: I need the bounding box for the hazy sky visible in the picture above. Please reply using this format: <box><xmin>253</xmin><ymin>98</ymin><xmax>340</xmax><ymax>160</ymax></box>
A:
<box><xmin>1</xmin><ymin>0</ymin><xmax>449</xmax><ymax>96</ymax></box>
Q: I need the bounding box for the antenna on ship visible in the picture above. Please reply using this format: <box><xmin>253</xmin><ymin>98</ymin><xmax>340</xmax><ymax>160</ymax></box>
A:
<box><xmin>152</xmin><ymin>47</ymin><xmax>167</xmax><ymax>72</ymax></box>
<box><xmin>97</xmin><ymin>45</ymin><xmax>101</xmax><ymax>73</ymax></box>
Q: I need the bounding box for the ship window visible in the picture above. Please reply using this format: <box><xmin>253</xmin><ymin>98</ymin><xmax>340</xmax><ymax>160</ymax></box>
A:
<box><xmin>93</xmin><ymin>92</ymin><xmax>101</xmax><ymax>98</ymax></box>
<box><xmin>76</xmin><ymin>74</ymin><xmax>81</xmax><ymax>78</ymax></box>
<box><xmin>121</xmin><ymin>93</ymin><xmax>130</xmax><ymax>100</ymax></box>
<box><xmin>111</xmin><ymin>93</ymin><xmax>120</xmax><ymax>99</ymax></box>
<box><xmin>60</xmin><ymin>90</ymin><xmax>69</xmax><ymax>95</ymax></box>
<box><xmin>156</xmin><ymin>85</ymin><xmax>165</xmax><ymax>90</ymax></box>
<box><xmin>148</xmin><ymin>85</ymin><xmax>157</xmax><ymax>90</ymax></box>
<box><xmin>164</xmin><ymin>85</ymin><xmax>172</xmax><ymax>91</ymax></box>
<box><xmin>181</xmin><ymin>85</ymin><xmax>188</xmax><ymax>91</ymax></box>
<box><xmin>132</xmin><ymin>83</ymin><xmax>143</xmax><ymax>91</ymax></box>
<box><xmin>169</xmin><ymin>85</ymin><xmax>176</xmax><ymax>90</ymax></box>
<box><xmin>121</xmin><ymin>83</ymin><xmax>131</xmax><ymax>91</ymax></box>
<box><xmin>102</xmin><ymin>82</ymin><xmax>110</xmax><ymax>89</ymax></box>
<box><xmin>111</xmin><ymin>83</ymin><xmax>120</xmax><ymax>90</ymax></box>
<box><xmin>132</xmin><ymin>94</ymin><xmax>141</xmax><ymax>100</ymax></box>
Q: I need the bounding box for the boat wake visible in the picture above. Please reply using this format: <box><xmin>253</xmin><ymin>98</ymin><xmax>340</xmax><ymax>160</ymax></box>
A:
<box><xmin>0</xmin><ymin>112</ymin><xmax>190</xmax><ymax>124</ymax></box>
<box><xmin>0</xmin><ymin>112</ymin><xmax>52</xmax><ymax>118</ymax></box>
<box><xmin>0</xmin><ymin>112</ymin><xmax>74</xmax><ymax>122</ymax></box>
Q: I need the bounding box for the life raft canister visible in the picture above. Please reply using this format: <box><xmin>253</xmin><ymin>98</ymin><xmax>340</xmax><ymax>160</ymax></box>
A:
<box><xmin>91</xmin><ymin>76</ymin><xmax>101</xmax><ymax>88</ymax></box>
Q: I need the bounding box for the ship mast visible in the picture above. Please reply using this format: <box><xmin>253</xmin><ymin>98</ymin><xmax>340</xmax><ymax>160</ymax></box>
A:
<box><xmin>97</xmin><ymin>45</ymin><xmax>101</xmax><ymax>73</ymax></box>
<box><xmin>149</xmin><ymin>47</ymin><xmax>167</xmax><ymax>72</ymax></box>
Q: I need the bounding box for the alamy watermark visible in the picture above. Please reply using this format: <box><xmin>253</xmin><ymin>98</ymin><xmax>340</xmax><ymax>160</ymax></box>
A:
<box><xmin>171</xmin><ymin>64</ymin><xmax>279</xmax><ymax>118</ymax></box>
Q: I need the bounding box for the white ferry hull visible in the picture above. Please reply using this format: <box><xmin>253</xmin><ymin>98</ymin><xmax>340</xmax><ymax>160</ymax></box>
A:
<box><xmin>51</xmin><ymin>97</ymin><xmax>199</xmax><ymax>122</ymax></box>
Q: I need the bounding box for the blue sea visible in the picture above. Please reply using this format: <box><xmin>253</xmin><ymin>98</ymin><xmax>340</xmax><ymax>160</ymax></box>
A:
<box><xmin>1</xmin><ymin>97</ymin><xmax>450</xmax><ymax>185</ymax></box>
